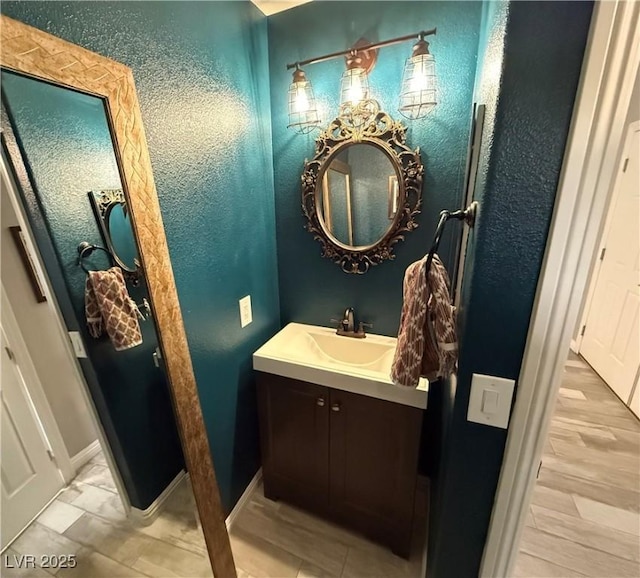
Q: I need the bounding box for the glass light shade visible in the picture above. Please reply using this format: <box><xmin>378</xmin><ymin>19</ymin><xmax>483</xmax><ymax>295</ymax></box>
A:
<box><xmin>287</xmin><ymin>71</ymin><xmax>320</xmax><ymax>134</ymax></box>
<box><xmin>339</xmin><ymin>67</ymin><xmax>370</xmax><ymax>108</ymax></box>
<box><xmin>398</xmin><ymin>52</ymin><xmax>437</xmax><ymax>120</ymax></box>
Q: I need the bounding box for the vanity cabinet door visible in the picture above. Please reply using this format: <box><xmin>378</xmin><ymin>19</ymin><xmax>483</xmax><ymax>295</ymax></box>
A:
<box><xmin>257</xmin><ymin>373</ymin><xmax>330</xmax><ymax>513</ymax></box>
<box><xmin>328</xmin><ymin>389</ymin><xmax>423</xmax><ymax>557</ymax></box>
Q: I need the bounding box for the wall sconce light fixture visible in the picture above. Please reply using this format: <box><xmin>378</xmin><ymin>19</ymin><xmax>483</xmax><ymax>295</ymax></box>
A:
<box><xmin>339</xmin><ymin>55</ymin><xmax>370</xmax><ymax>109</ymax></box>
<box><xmin>286</xmin><ymin>28</ymin><xmax>437</xmax><ymax>131</ymax></box>
<box><xmin>399</xmin><ymin>33</ymin><xmax>437</xmax><ymax>120</ymax></box>
<box><xmin>288</xmin><ymin>65</ymin><xmax>321</xmax><ymax>134</ymax></box>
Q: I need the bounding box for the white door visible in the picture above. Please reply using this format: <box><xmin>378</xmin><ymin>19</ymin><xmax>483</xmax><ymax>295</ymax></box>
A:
<box><xmin>581</xmin><ymin>122</ymin><xmax>640</xmax><ymax>404</ymax></box>
<box><xmin>1</xmin><ymin>325</ymin><xmax>64</xmax><ymax>550</ymax></box>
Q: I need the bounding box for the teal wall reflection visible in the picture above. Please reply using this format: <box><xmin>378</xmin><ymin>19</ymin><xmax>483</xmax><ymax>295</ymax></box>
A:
<box><xmin>2</xmin><ymin>70</ymin><xmax>185</xmax><ymax>509</ymax></box>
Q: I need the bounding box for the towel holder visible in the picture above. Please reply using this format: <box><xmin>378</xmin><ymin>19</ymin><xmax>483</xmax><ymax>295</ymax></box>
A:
<box><xmin>78</xmin><ymin>241</ymin><xmax>151</xmax><ymax>321</ymax></box>
<box><xmin>76</xmin><ymin>241</ymin><xmax>113</xmax><ymax>273</ymax></box>
<box><xmin>425</xmin><ymin>201</ymin><xmax>478</xmax><ymax>280</ymax></box>
<box><xmin>77</xmin><ymin>241</ymin><xmax>140</xmax><ymax>287</ymax></box>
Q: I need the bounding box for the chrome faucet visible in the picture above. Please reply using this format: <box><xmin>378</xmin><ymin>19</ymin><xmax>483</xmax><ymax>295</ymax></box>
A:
<box><xmin>331</xmin><ymin>308</ymin><xmax>372</xmax><ymax>338</ymax></box>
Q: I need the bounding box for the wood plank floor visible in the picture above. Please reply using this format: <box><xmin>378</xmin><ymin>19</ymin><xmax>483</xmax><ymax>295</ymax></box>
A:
<box><xmin>229</xmin><ymin>479</ymin><xmax>427</xmax><ymax>578</ymax></box>
<box><xmin>2</xmin><ymin>453</ymin><xmax>427</xmax><ymax>577</ymax></box>
<box><xmin>514</xmin><ymin>353</ymin><xmax>640</xmax><ymax>578</ymax></box>
<box><xmin>7</xmin><ymin>354</ymin><xmax>633</xmax><ymax>578</ymax></box>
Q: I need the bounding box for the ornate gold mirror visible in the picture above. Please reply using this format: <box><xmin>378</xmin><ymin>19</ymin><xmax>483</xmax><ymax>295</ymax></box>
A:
<box><xmin>302</xmin><ymin>107</ymin><xmax>423</xmax><ymax>274</ymax></box>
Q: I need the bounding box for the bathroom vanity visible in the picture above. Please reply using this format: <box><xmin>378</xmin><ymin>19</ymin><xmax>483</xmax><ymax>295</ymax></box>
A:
<box><xmin>253</xmin><ymin>323</ymin><xmax>428</xmax><ymax>557</ymax></box>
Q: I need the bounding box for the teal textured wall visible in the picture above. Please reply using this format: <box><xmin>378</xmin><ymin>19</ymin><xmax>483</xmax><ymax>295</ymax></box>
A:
<box><xmin>427</xmin><ymin>2</ymin><xmax>593</xmax><ymax>576</ymax></box>
<box><xmin>268</xmin><ymin>1</ymin><xmax>482</xmax><ymax>336</ymax></box>
<box><xmin>2</xmin><ymin>1</ymin><xmax>280</xmax><ymax>512</ymax></box>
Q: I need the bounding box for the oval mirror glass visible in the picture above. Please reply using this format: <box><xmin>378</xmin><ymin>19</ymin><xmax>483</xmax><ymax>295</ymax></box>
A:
<box><xmin>317</xmin><ymin>143</ymin><xmax>399</xmax><ymax>248</ymax></box>
<box><xmin>107</xmin><ymin>203</ymin><xmax>138</xmax><ymax>270</ymax></box>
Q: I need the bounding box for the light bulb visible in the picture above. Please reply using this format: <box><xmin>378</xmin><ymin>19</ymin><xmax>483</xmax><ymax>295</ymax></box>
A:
<box><xmin>398</xmin><ymin>39</ymin><xmax>437</xmax><ymax>120</ymax></box>
<box><xmin>287</xmin><ymin>66</ymin><xmax>320</xmax><ymax>133</ymax></box>
<box><xmin>346</xmin><ymin>77</ymin><xmax>364</xmax><ymax>105</ymax></box>
<box><xmin>340</xmin><ymin>67</ymin><xmax>369</xmax><ymax>108</ymax></box>
<box><xmin>409</xmin><ymin>62</ymin><xmax>429</xmax><ymax>92</ymax></box>
<box><xmin>295</xmin><ymin>85</ymin><xmax>309</xmax><ymax>113</ymax></box>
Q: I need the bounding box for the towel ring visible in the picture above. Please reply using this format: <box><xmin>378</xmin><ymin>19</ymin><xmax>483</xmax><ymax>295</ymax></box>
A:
<box><xmin>425</xmin><ymin>201</ymin><xmax>478</xmax><ymax>280</ymax></box>
<box><xmin>77</xmin><ymin>241</ymin><xmax>113</xmax><ymax>273</ymax></box>
<box><xmin>422</xmin><ymin>201</ymin><xmax>477</xmax><ymax>349</ymax></box>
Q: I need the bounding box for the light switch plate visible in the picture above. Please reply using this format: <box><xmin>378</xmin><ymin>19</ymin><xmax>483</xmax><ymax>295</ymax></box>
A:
<box><xmin>239</xmin><ymin>295</ymin><xmax>252</xmax><ymax>328</ymax></box>
<box><xmin>467</xmin><ymin>373</ymin><xmax>515</xmax><ymax>429</ymax></box>
<box><xmin>68</xmin><ymin>331</ymin><xmax>87</xmax><ymax>358</ymax></box>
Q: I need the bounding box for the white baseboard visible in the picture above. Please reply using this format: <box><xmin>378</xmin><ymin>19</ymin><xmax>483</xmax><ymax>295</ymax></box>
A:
<box><xmin>225</xmin><ymin>468</ymin><xmax>262</xmax><ymax>531</ymax></box>
<box><xmin>569</xmin><ymin>338</ymin><xmax>579</xmax><ymax>354</ymax></box>
<box><xmin>129</xmin><ymin>469</ymin><xmax>187</xmax><ymax>526</ymax></box>
<box><xmin>70</xmin><ymin>439</ymin><xmax>101</xmax><ymax>471</ymax></box>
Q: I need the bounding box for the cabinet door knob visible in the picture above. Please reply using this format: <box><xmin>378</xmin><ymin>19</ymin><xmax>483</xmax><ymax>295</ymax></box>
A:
<box><xmin>316</xmin><ymin>397</ymin><xmax>325</xmax><ymax>407</ymax></box>
<box><xmin>331</xmin><ymin>402</ymin><xmax>341</xmax><ymax>412</ymax></box>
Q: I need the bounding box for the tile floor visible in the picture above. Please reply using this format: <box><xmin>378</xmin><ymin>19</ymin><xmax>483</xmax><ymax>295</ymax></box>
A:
<box><xmin>514</xmin><ymin>353</ymin><xmax>640</xmax><ymax>577</ymax></box>
<box><xmin>3</xmin><ymin>452</ymin><xmax>211</xmax><ymax>578</ymax></box>
<box><xmin>3</xmin><ymin>451</ymin><xmax>427</xmax><ymax>577</ymax></box>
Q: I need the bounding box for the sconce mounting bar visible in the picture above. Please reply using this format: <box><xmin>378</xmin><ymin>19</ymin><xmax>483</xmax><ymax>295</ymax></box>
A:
<box><xmin>286</xmin><ymin>28</ymin><xmax>437</xmax><ymax>70</ymax></box>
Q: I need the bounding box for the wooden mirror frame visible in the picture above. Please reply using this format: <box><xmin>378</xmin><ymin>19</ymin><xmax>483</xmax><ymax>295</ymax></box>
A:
<box><xmin>0</xmin><ymin>16</ymin><xmax>236</xmax><ymax>577</ymax></box>
<box><xmin>302</xmin><ymin>107</ymin><xmax>424</xmax><ymax>274</ymax></box>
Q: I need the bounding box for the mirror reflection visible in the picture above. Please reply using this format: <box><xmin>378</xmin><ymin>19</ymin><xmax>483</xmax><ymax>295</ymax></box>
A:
<box><xmin>108</xmin><ymin>203</ymin><xmax>138</xmax><ymax>269</ymax></box>
<box><xmin>1</xmin><ymin>70</ymin><xmax>208</xmax><ymax>571</ymax></box>
<box><xmin>318</xmin><ymin>143</ymin><xmax>398</xmax><ymax>248</ymax></box>
<box><xmin>89</xmin><ymin>189</ymin><xmax>140</xmax><ymax>280</ymax></box>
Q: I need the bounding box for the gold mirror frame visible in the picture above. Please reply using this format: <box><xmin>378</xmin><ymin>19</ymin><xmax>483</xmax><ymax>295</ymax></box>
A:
<box><xmin>0</xmin><ymin>16</ymin><xmax>236</xmax><ymax>577</ymax></box>
<box><xmin>302</xmin><ymin>107</ymin><xmax>423</xmax><ymax>274</ymax></box>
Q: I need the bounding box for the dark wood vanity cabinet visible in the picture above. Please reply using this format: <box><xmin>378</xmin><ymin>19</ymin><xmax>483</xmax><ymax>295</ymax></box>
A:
<box><xmin>256</xmin><ymin>372</ymin><xmax>423</xmax><ymax>558</ymax></box>
<box><xmin>257</xmin><ymin>374</ymin><xmax>330</xmax><ymax>513</ymax></box>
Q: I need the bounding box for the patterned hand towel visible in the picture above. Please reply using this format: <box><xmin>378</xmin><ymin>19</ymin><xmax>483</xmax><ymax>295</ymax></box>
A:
<box><xmin>391</xmin><ymin>254</ymin><xmax>458</xmax><ymax>387</ymax></box>
<box><xmin>85</xmin><ymin>267</ymin><xmax>143</xmax><ymax>351</ymax></box>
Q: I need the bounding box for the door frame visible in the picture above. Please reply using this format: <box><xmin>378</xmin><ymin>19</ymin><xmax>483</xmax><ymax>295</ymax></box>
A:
<box><xmin>573</xmin><ymin>119</ymin><xmax>640</xmax><ymax>361</ymax></box>
<box><xmin>480</xmin><ymin>2</ymin><xmax>640</xmax><ymax>577</ymax></box>
<box><xmin>1</xmin><ymin>154</ymin><xmax>132</xmax><ymax>513</ymax></box>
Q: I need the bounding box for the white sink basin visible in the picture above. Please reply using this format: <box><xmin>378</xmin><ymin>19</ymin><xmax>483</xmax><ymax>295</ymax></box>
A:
<box><xmin>253</xmin><ymin>323</ymin><xmax>428</xmax><ymax>409</ymax></box>
<box><xmin>309</xmin><ymin>332</ymin><xmax>394</xmax><ymax>368</ymax></box>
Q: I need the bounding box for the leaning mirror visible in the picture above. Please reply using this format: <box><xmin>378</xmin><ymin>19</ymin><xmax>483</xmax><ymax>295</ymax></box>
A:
<box><xmin>89</xmin><ymin>189</ymin><xmax>141</xmax><ymax>285</ymax></box>
<box><xmin>302</xmin><ymin>108</ymin><xmax>423</xmax><ymax>273</ymax></box>
<box><xmin>1</xmin><ymin>15</ymin><xmax>234</xmax><ymax>577</ymax></box>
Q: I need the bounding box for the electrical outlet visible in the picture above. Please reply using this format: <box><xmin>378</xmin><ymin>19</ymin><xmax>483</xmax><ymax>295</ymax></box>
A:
<box><xmin>239</xmin><ymin>295</ymin><xmax>252</xmax><ymax>328</ymax></box>
<box><xmin>68</xmin><ymin>331</ymin><xmax>88</xmax><ymax>358</ymax></box>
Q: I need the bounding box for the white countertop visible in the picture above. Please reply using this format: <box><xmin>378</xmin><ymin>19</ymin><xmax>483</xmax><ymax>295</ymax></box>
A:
<box><xmin>253</xmin><ymin>323</ymin><xmax>428</xmax><ymax>409</ymax></box>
